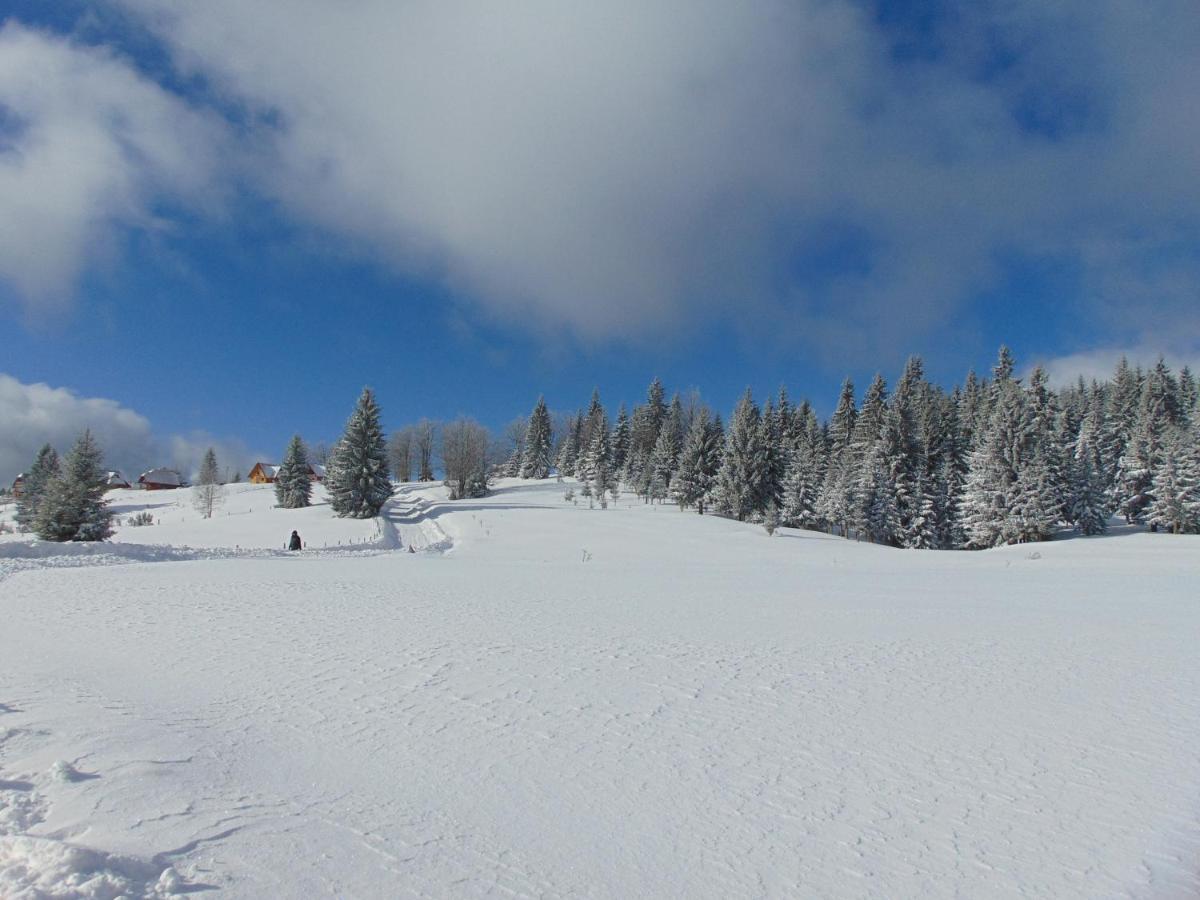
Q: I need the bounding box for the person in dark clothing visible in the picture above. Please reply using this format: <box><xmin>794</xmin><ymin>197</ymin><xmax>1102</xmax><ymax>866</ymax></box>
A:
<box><xmin>288</xmin><ymin>530</ymin><xmax>302</xmax><ymax>551</ymax></box>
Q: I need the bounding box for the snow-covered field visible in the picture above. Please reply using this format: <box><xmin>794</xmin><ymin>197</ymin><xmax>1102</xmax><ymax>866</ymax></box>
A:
<box><xmin>1</xmin><ymin>479</ymin><xmax>1198</xmax><ymax>898</ymax></box>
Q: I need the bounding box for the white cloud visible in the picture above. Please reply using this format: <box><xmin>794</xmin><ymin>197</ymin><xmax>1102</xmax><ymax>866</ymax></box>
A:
<box><xmin>0</xmin><ymin>23</ymin><xmax>226</xmax><ymax>314</ymax></box>
<box><xmin>4</xmin><ymin>3</ymin><xmax>1200</xmax><ymax>361</ymax></box>
<box><xmin>0</xmin><ymin>374</ymin><xmax>255</xmax><ymax>484</ymax></box>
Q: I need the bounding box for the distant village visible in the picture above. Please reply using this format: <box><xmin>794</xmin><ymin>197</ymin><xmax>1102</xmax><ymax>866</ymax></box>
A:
<box><xmin>10</xmin><ymin>461</ymin><xmax>326</xmax><ymax>499</ymax></box>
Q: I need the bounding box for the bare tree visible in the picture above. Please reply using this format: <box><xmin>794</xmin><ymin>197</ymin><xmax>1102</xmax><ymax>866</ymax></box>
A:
<box><xmin>388</xmin><ymin>427</ymin><xmax>414</xmax><ymax>483</ymax></box>
<box><xmin>414</xmin><ymin>418</ymin><xmax>437</xmax><ymax>481</ymax></box>
<box><xmin>310</xmin><ymin>442</ymin><xmax>332</xmax><ymax>466</ymax></box>
<box><xmin>193</xmin><ymin>447</ymin><xmax>225</xmax><ymax>519</ymax></box>
<box><xmin>441</xmin><ymin>418</ymin><xmax>492</xmax><ymax>499</ymax></box>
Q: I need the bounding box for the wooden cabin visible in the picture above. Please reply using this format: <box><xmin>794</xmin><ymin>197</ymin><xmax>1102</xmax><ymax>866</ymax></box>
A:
<box><xmin>104</xmin><ymin>471</ymin><xmax>131</xmax><ymax>490</ymax></box>
<box><xmin>250</xmin><ymin>462</ymin><xmax>325</xmax><ymax>484</ymax></box>
<box><xmin>248</xmin><ymin>462</ymin><xmax>279</xmax><ymax>484</ymax></box>
<box><xmin>138</xmin><ymin>467</ymin><xmax>184</xmax><ymax>490</ymax></box>
<box><xmin>12</xmin><ymin>473</ymin><xmax>25</xmax><ymax>499</ymax></box>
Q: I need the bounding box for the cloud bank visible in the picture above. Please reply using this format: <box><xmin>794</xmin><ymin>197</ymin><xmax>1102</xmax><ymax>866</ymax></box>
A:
<box><xmin>1</xmin><ymin>3</ymin><xmax>1198</xmax><ymax>359</ymax></box>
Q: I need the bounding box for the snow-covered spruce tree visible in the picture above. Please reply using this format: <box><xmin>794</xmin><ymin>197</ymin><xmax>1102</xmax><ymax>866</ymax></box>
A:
<box><xmin>34</xmin><ymin>430</ymin><xmax>114</xmax><ymax>542</ymax></box>
<box><xmin>672</xmin><ymin>407</ymin><xmax>723</xmax><ymax>513</ymax></box>
<box><xmin>1146</xmin><ymin>426</ymin><xmax>1200</xmax><ymax>534</ymax></box>
<box><xmin>817</xmin><ymin>378</ymin><xmax>857</xmax><ymax>536</ymax></box>
<box><xmin>327</xmin><ymin>388</ymin><xmax>393</xmax><ymax>518</ymax></box>
<box><xmin>857</xmin><ymin>404</ymin><xmax>907</xmax><ymax>546</ymax></box>
<box><xmin>714</xmin><ymin>389</ymin><xmax>768</xmax><ymax>521</ymax></box>
<box><xmin>961</xmin><ymin>372</ymin><xmax>1033</xmax><ymax>548</ymax></box>
<box><xmin>15</xmin><ymin>443</ymin><xmax>60</xmax><ymax>532</ymax></box>
<box><xmin>648</xmin><ymin>395</ymin><xmax>683</xmax><ymax>502</ymax></box>
<box><xmin>780</xmin><ymin>436</ymin><xmax>823</xmax><ymax>530</ymax></box>
<box><xmin>611</xmin><ymin>404</ymin><xmax>632</xmax><ymax>475</ymax></box>
<box><xmin>848</xmin><ymin>374</ymin><xmax>889</xmax><ymax>537</ymax></box>
<box><xmin>520</xmin><ymin>396</ymin><xmax>554</xmax><ymax>479</ymax></box>
<box><xmin>1070</xmin><ymin>443</ymin><xmax>1110</xmax><ymax>536</ymax></box>
<box><xmin>1179</xmin><ymin>366</ymin><xmax>1197</xmax><ymax>424</ymax></box>
<box><xmin>577</xmin><ymin>393</ymin><xmax>608</xmax><ymax>486</ymax></box>
<box><xmin>584</xmin><ymin>409</ymin><xmax>616</xmax><ymax>505</ymax></box>
<box><xmin>193</xmin><ymin>447</ymin><xmax>225</xmax><ymax>519</ymax></box>
<box><xmin>1114</xmin><ymin>359</ymin><xmax>1177</xmax><ymax>523</ymax></box>
<box><xmin>1006</xmin><ymin>446</ymin><xmax>1056</xmax><ymax>543</ymax></box>
<box><xmin>556</xmin><ymin>412</ymin><xmax>582</xmax><ymax>478</ymax></box>
<box><xmin>276</xmin><ymin>434</ymin><xmax>313</xmax><ymax>509</ymax></box>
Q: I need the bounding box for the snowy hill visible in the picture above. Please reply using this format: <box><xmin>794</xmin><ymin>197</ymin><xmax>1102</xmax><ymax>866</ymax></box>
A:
<box><xmin>1</xmin><ymin>478</ymin><xmax>1198</xmax><ymax>897</ymax></box>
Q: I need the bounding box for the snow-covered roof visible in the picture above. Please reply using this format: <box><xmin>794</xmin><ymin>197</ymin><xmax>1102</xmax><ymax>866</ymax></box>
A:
<box><xmin>252</xmin><ymin>462</ymin><xmax>280</xmax><ymax>478</ymax></box>
<box><xmin>139</xmin><ymin>467</ymin><xmax>183</xmax><ymax>486</ymax></box>
<box><xmin>104</xmin><ymin>471</ymin><xmax>130</xmax><ymax>486</ymax></box>
<box><xmin>310</xmin><ymin>463</ymin><xmax>326</xmax><ymax>478</ymax></box>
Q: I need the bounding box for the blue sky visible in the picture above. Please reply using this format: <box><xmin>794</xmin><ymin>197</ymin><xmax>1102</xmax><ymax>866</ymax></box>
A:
<box><xmin>2</xmin><ymin>1</ymin><xmax>1198</xmax><ymax>478</ymax></box>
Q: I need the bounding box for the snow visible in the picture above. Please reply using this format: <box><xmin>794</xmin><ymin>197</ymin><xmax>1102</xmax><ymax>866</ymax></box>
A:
<box><xmin>1</xmin><ymin>478</ymin><xmax>1198</xmax><ymax>897</ymax></box>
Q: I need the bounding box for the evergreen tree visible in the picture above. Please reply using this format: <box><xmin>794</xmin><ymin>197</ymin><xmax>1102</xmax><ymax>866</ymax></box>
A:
<box><xmin>585</xmin><ymin>409</ymin><xmax>616</xmax><ymax>504</ymax></box>
<box><xmin>1114</xmin><ymin>360</ymin><xmax>1176</xmax><ymax>522</ymax></box>
<box><xmin>1179</xmin><ymin>366</ymin><xmax>1197</xmax><ymax>424</ymax></box>
<box><xmin>520</xmin><ymin>397</ymin><xmax>554</xmax><ymax>479</ymax></box>
<box><xmin>817</xmin><ymin>379</ymin><xmax>857</xmax><ymax>535</ymax></box>
<box><xmin>276</xmin><ymin>435</ymin><xmax>313</xmax><ymax>508</ymax></box>
<box><xmin>15</xmin><ymin>443</ymin><xmax>60</xmax><ymax>532</ymax></box>
<box><xmin>648</xmin><ymin>396</ymin><xmax>683</xmax><ymax>501</ymax></box>
<box><xmin>556</xmin><ymin>413</ymin><xmax>582</xmax><ymax>477</ymax></box>
<box><xmin>611</xmin><ymin>404</ymin><xmax>632</xmax><ymax>475</ymax></box>
<box><xmin>714</xmin><ymin>389</ymin><xmax>768</xmax><ymax>521</ymax></box>
<box><xmin>962</xmin><ymin>377</ymin><xmax>1033</xmax><ymax>548</ymax></box>
<box><xmin>327</xmin><ymin>388</ymin><xmax>392</xmax><ymax>518</ymax></box>
<box><xmin>577</xmin><ymin>394</ymin><xmax>609</xmax><ymax>486</ymax></box>
<box><xmin>672</xmin><ymin>408</ymin><xmax>722</xmax><ymax>513</ymax></box>
<box><xmin>1147</xmin><ymin>426</ymin><xmax>1200</xmax><ymax>534</ymax></box>
<box><xmin>34</xmin><ymin>430</ymin><xmax>114</xmax><ymax>542</ymax></box>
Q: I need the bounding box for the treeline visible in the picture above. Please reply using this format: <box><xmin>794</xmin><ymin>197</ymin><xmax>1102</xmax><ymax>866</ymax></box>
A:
<box><xmin>507</xmin><ymin>348</ymin><xmax>1200</xmax><ymax>546</ymax></box>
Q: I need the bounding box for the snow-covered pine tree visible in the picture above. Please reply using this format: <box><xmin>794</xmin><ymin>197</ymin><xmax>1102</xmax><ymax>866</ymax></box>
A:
<box><xmin>848</xmin><ymin>374</ymin><xmax>888</xmax><ymax>537</ymax></box>
<box><xmin>520</xmin><ymin>397</ymin><xmax>554</xmax><ymax>479</ymax></box>
<box><xmin>585</xmin><ymin>409</ymin><xmax>616</xmax><ymax>504</ymax></box>
<box><xmin>611</xmin><ymin>404</ymin><xmax>631</xmax><ymax>475</ymax></box>
<box><xmin>327</xmin><ymin>387</ymin><xmax>393</xmax><ymax>518</ymax></box>
<box><xmin>817</xmin><ymin>378</ymin><xmax>856</xmax><ymax>535</ymax></box>
<box><xmin>577</xmin><ymin>394</ymin><xmax>608</xmax><ymax>486</ymax></box>
<box><xmin>713</xmin><ymin>389</ymin><xmax>768</xmax><ymax>521</ymax></box>
<box><xmin>15</xmin><ymin>443</ymin><xmax>60</xmax><ymax>532</ymax></box>
<box><xmin>961</xmin><ymin>374</ymin><xmax>1033</xmax><ymax>548</ymax></box>
<box><xmin>1114</xmin><ymin>359</ymin><xmax>1176</xmax><ymax>522</ymax></box>
<box><xmin>648</xmin><ymin>395</ymin><xmax>683</xmax><ymax>501</ymax></box>
<box><xmin>1108</xmin><ymin>356</ymin><xmax>1142</xmax><ymax>457</ymax></box>
<box><xmin>193</xmin><ymin>446</ymin><xmax>224</xmax><ymax>519</ymax></box>
<box><xmin>579</xmin><ymin>389</ymin><xmax>604</xmax><ymax>464</ymax></box>
<box><xmin>780</xmin><ymin>434</ymin><xmax>822</xmax><ymax>530</ymax></box>
<box><xmin>671</xmin><ymin>407</ymin><xmax>722</xmax><ymax>513</ymax></box>
<box><xmin>1179</xmin><ymin>366</ymin><xmax>1197</xmax><ymax>424</ymax></box>
<box><xmin>1070</xmin><ymin>435</ymin><xmax>1110</xmax><ymax>536</ymax></box>
<box><xmin>556</xmin><ymin>413</ymin><xmax>581</xmax><ymax>477</ymax></box>
<box><xmin>276</xmin><ymin>434</ymin><xmax>313</xmax><ymax>508</ymax></box>
<box><xmin>959</xmin><ymin>369</ymin><xmax>985</xmax><ymax>449</ymax></box>
<box><xmin>760</xmin><ymin>397</ymin><xmax>785</xmax><ymax>510</ymax></box>
<box><xmin>1146</xmin><ymin>425</ymin><xmax>1200</xmax><ymax>534</ymax></box>
<box><xmin>34</xmin><ymin>430</ymin><xmax>114</xmax><ymax>542</ymax></box>
<box><xmin>1006</xmin><ymin>446</ymin><xmax>1056</xmax><ymax>544</ymax></box>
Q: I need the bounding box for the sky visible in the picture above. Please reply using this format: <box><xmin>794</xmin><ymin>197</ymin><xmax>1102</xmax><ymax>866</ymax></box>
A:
<box><xmin>2</xmin><ymin>1</ymin><xmax>1199</xmax><ymax>480</ymax></box>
